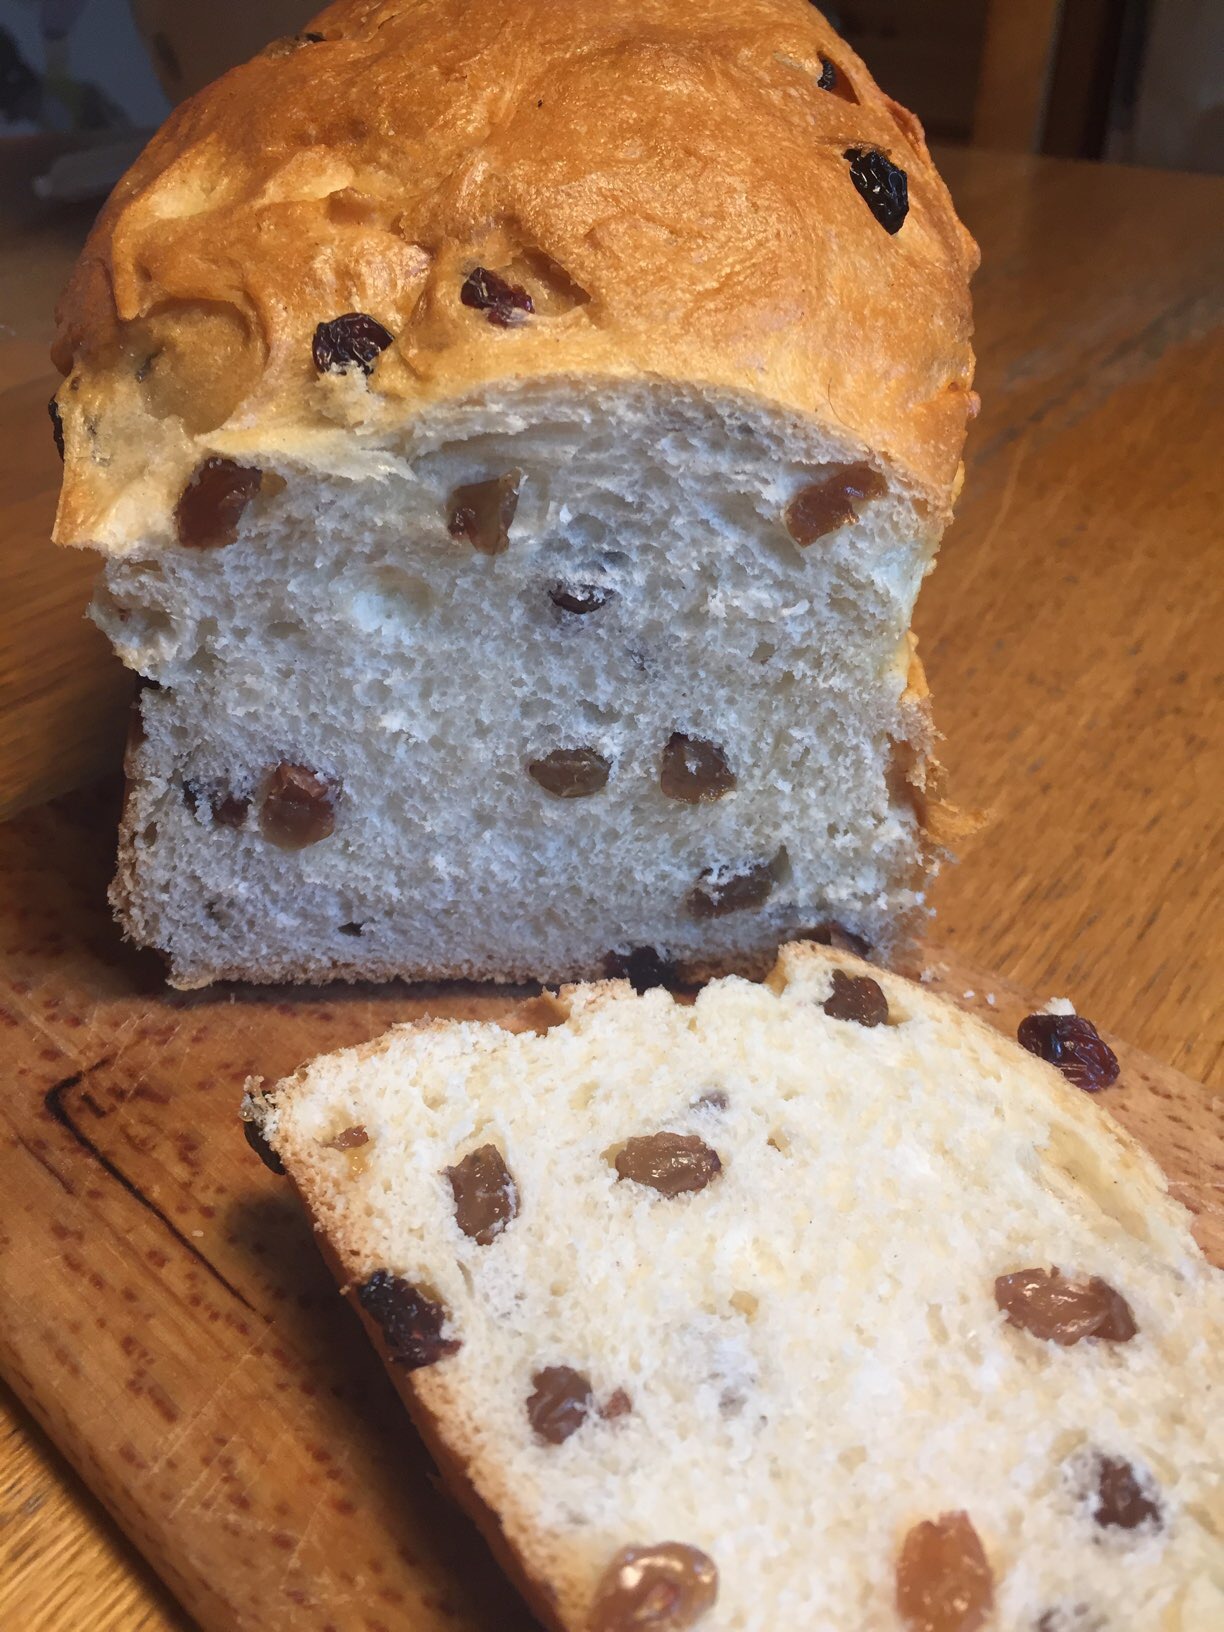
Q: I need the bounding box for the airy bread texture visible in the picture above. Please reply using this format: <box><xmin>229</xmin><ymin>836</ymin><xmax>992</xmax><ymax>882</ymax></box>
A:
<box><xmin>52</xmin><ymin>0</ymin><xmax>978</xmax><ymax>986</ymax></box>
<box><xmin>257</xmin><ymin>943</ymin><xmax>1224</xmax><ymax>1632</ymax></box>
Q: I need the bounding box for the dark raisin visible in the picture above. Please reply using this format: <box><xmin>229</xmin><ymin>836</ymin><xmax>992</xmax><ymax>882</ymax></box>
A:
<box><xmin>446</xmin><ymin>1145</ymin><xmax>518</xmax><ymax>1245</ymax></box>
<box><xmin>242</xmin><ymin>1117</ymin><xmax>284</xmax><ymax>1174</ymax></box>
<box><xmin>823</xmin><ymin>968</ymin><xmax>889</xmax><ymax>1027</ymax></box>
<box><xmin>604</xmin><ymin>946</ymin><xmax>679</xmax><ymax>993</ymax></box>
<box><xmin>259</xmin><ymin>762</ymin><xmax>339</xmax><ymax>850</ymax></box>
<box><xmin>48</xmin><ymin>397</ymin><xmax>65</xmax><ymax>460</ymax></box>
<box><xmin>799</xmin><ymin>921</ymin><xmax>873</xmax><ymax>958</ymax></box>
<box><xmin>460</xmin><ymin>266</ymin><xmax>534</xmax><ymax>327</ymax></box>
<box><xmin>1017</xmin><ymin>1014</ymin><xmax>1120</xmax><ymax>1091</ymax></box>
<box><xmin>784</xmin><ymin>462</ymin><xmax>887</xmax><ymax>544</ymax></box>
<box><xmin>312</xmin><ymin>312</ymin><xmax>394</xmax><ymax>376</ymax></box>
<box><xmin>589</xmin><ymin>1543</ymin><xmax>718</xmax><ymax>1632</ymax></box>
<box><xmin>994</xmin><ymin>1268</ymin><xmax>1138</xmax><ymax>1346</ymax></box>
<box><xmin>601</xmin><ymin>1388</ymin><xmax>633</xmax><ymax>1419</ymax></box>
<box><xmin>896</xmin><ymin>1511</ymin><xmax>994</xmax><ymax>1632</ymax></box>
<box><xmin>338</xmin><ymin>921</ymin><xmax>364</xmax><ymax>936</ymax></box>
<box><xmin>175</xmin><ymin>457</ymin><xmax>263</xmax><ymax>548</ymax></box>
<box><xmin>447</xmin><ymin>470</ymin><xmax>522</xmax><ymax>555</ymax></box>
<box><xmin>692</xmin><ymin>1089</ymin><xmax>728</xmax><ymax>1112</ymax></box>
<box><xmin>549</xmin><ymin>582</ymin><xmax>610</xmax><ymax>615</ymax></box>
<box><xmin>183</xmin><ymin>779</ymin><xmax>250</xmax><ymax>828</ymax></box>
<box><xmin>614</xmin><ymin>1132</ymin><xmax>722</xmax><ymax>1198</ymax></box>
<box><xmin>325</xmin><ymin>1125</ymin><xmax>369</xmax><ymax>1151</ymax></box>
<box><xmin>526</xmin><ymin>1365</ymin><xmax>594</xmax><ymax>1444</ymax></box>
<box><xmin>687</xmin><ymin>855</ymin><xmax>780</xmax><ymax>918</ymax></box>
<box><xmin>528</xmin><ymin>747</ymin><xmax>610</xmax><ymax>798</ymax></box>
<box><xmin>1091</xmin><ymin>1454</ymin><xmax>1161</xmax><ymax>1530</ymax></box>
<box><xmin>845</xmin><ymin>147</ymin><xmax>909</xmax><ymax>235</ymax></box>
<box><xmin>817</xmin><ymin>55</ymin><xmax>856</xmax><ymax>101</ymax></box>
<box><xmin>660</xmin><ymin>734</ymin><xmax>737</xmax><ymax>804</ymax></box>
<box><xmin>356</xmin><ymin>1271</ymin><xmax>460</xmax><ymax>1368</ymax></box>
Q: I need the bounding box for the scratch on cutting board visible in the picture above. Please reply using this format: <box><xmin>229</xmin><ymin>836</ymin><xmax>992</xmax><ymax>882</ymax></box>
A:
<box><xmin>43</xmin><ymin>1063</ymin><xmax>257</xmax><ymax>1313</ymax></box>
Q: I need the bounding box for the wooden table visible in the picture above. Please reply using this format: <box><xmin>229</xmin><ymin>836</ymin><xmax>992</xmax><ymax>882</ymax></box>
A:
<box><xmin>1</xmin><ymin>147</ymin><xmax>1221</xmax><ymax>1630</ymax></box>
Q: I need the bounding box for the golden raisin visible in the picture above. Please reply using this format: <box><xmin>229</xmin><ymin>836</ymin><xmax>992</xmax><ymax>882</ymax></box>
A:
<box><xmin>175</xmin><ymin>457</ymin><xmax>263</xmax><ymax>548</ymax></box>
<box><xmin>325</xmin><ymin>1125</ymin><xmax>369</xmax><ymax>1151</ymax></box>
<box><xmin>784</xmin><ymin>462</ymin><xmax>887</xmax><ymax>545</ymax></box>
<box><xmin>446</xmin><ymin>470</ymin><xmax>522</xmax><ymax>555</ymax></box>
<box><xmin>259</xmin><ymin>762</ymin><xmax>339</xmax><ymax>850</ymax></box>
<box><xmin>446</xmin><ymin>1145</ymin><xmax>518</xmax><ymax>1245</ymax></box>
<box><xmin>589</xmin><ymin>1543</ymin><xmax>718</xmax><ymax>1632</ymax></box>
<box><xmin>896</xmin><ymin>1511</ymin><xmax>994</xmax><ymax>1632</ymax></box>
<box><xmin>614</xmin><ymin>1133</ymin><xmax>721</xmax><ymax>1198</ymax></box>
<box><xmin>994</xmin><ymin>1268</ymin><xmax>1137</xmax><ymax>1346</ymax></box>
<box><xmin>659</xmin><ymin>734</ymin><xmax>737</xmax><ymax>804</ymax></box>
<box><xmin>528</xmin><ymin>747</ymin><xmax>610</xmax><ymax>798</ymax></box>
<box><xmin>526</xmin><ymin>1365</ymin><xmax>593</xmax><ymax>1444</ymax></box>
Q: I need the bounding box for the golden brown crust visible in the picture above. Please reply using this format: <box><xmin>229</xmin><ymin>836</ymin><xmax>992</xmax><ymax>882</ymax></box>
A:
<box><xmin>51</xmin><ymin>0</ymin><xmax>976</xmax><ymax>552</ymax></box>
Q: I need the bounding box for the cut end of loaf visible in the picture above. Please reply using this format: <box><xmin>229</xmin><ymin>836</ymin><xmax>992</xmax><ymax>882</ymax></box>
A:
<box><xmin>258</xmin><ymin>942</ymin><xmax>1224</xmax><ymax>1632</ymax></box>
<box><xmin>100</xmin><ymin>380</ymin><xmax>952</xmax><ymax>988</ymax></box>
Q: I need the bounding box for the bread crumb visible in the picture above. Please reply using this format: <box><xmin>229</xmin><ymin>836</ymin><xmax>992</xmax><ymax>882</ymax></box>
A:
<box><xmin>1044</xmin><ymin>997</ymin><xmax>1077</xmax><ymax>1015</ymax></box>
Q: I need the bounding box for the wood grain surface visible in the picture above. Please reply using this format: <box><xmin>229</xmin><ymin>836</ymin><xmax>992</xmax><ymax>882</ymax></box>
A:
<box><xmin>0</xmin><ymin>146</ymin><xmax>1221</xmax><ymax>1629</ymax></box>
<box><xmin>0</xmin><ymin>137</ymin><xmax>133</xmax><ymax>822</ymax></box>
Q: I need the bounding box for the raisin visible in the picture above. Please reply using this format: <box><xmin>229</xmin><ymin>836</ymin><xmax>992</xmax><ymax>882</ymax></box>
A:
<box><xmin>994</xmin><ymin>1268</ymin><xmax>1137</xmax><ymax>1346</ymax></box>
<box><xmin>325</xmin><ymin>1125</ymin><xmax>369</xmax><ymax>1151</ymax></box>
<box><xmin>528</xmin><ymin>747</ymin><xmax>610</xmax><ymax>798</ymax></box>
<box><xmin>589</xmin><ymin>1543</ymin><xmax>718</xmax><ymax>1632</ymax></box>
<box><xmin>312</xmin><ymin>312</ymin><xmax>394</xmax><ymax>376</ymax></box>
<box><xmin>604</xmin><ymin>946</ymin><xmax>679</xmax><ymax>993</ymax></box>
<box><xmin>692</xmin><ymin>1089</ymin><xmax>728</xmax><ymax>1111</ymax></box>
<box><xmin>1091</xmin><ymin>1454</ymin><xmax>1161</xmax><ymax>1530</ymax></box>
<box><xmin>845</xmin><ymin>147</ymin><xmax>909</xmax><ymax>234</ymax></box>
<box><xmin>259</xmin><ymin>762</ymin><xmax>339</xmax><ymax>850</ymax></box>
<box><xmin>48</xmin><ymin>397</ymin><xmax>65</xmax><ymax>460</ymax></box>
<box><xmin>614</xmin><ymin>1133</ymin><xmax>722</xmax><ymax>1197</ymax></box>
<box><xmin>356</xmin><ymin>1271</ymin><xmax>459</xmax><ymax>1368</ymax></box>
<box><xmin>526</xmin><ymin>1365</ymin><xmax>594</xmax><ymax>1444</ymax></box>
<box><xmin>460</xmin><ymin>266</ymin><xmax>534</xmax><ymax>327</ymax></box>
<box><xmin>823</xmin><ymin>968</ymin><xmax>889</xmax><ymax>1027</ymax></box>
<box><xmin>784</xmin><ymin>462</ymin><xmax>887</xmax><ymax>544</ymax></box>
<box><xmin>242</xmin><ymin>1117</ymin><xmax>284</xmax><ymax>1174</ymax></box>
<box><xmin>183</xmin><ymin>779</ymin><xmax>250</xmax><ymax>828</ymax></box>
<box><xmin>896</xmin><ymin>1511</ymin><xmax>993</xmax><ymax>1632</ymax></box>
<box><xmin>1017</xmin><ymin>1014</ymin><xmax>1119</xmax><ymax>1091</ymax></box>
<box><xmin>800</xmin><ymin>921</ymin><xmax>873</xmax><ymax>958</ymax></box>
<box><xmin>338</xmin><ymin>921</ymin><xmax>364</xmax><ymax>936</ymax></box>
<box><xmin>447</xmin><ymin>470</ymin><xmax>522</xmax><ymax>555</ymax></box>
<box><xmin>687</xmin><ymin>855</ymin><xmax>779</xmax><ymax>918</ymax></box>
<box><xmin>601</xmin><ymin>1388</ymin><xmax>633</xmax><ymax>1419</ymax></box>
<box><xmin>659</xmin><ymin>734</ymin><xmax>737</xmax><ymax>804</ymax></box>
<box><xmin>817</xmin><ymin>55</ymin><xmax>856</xmax><ymax>101</ymax></box>
<box><xmin>549</xmin><ymin>582</ymin><xmax>610</xmax><ymax>615</ymax></box>
<box><xmin>446</xmin><ymin>1145</ymin><xmax>518</xmax><ymax>1245</ymax></box>
<box><xmin>175</xmin><ymin>457</ymin><xmax>263</xmax><ymax>548</ymax></box>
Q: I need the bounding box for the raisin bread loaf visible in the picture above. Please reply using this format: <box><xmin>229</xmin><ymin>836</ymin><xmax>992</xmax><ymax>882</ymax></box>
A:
<box><xmin>51</xmin><ymin>0</ymin><xmax>978</xmax><ymax>987</ymax></box>
<box><xmin>252</xmin><ymin>943</ymin><xmax>1224</xmax><ymax>1632</ymax></box>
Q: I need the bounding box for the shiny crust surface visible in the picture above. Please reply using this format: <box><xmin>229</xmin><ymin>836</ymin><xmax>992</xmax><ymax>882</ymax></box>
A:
<box><xmin>51</xmin><ymin>0</ymin><xmax>977</xmax><ymax>550</ymax></box>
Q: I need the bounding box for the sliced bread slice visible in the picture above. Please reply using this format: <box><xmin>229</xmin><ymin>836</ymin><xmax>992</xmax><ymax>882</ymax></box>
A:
<box><xmin>252</xmin><ymin>943</ymin><xmax>1224</xmax><ymax>1632</ymax></box>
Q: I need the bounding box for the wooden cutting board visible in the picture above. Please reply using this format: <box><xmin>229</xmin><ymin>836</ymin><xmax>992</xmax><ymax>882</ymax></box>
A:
<box><xmin>1</xmin><ymin>785</ymin><xmax>1220</xmax><ymax>1632</ymax></box>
